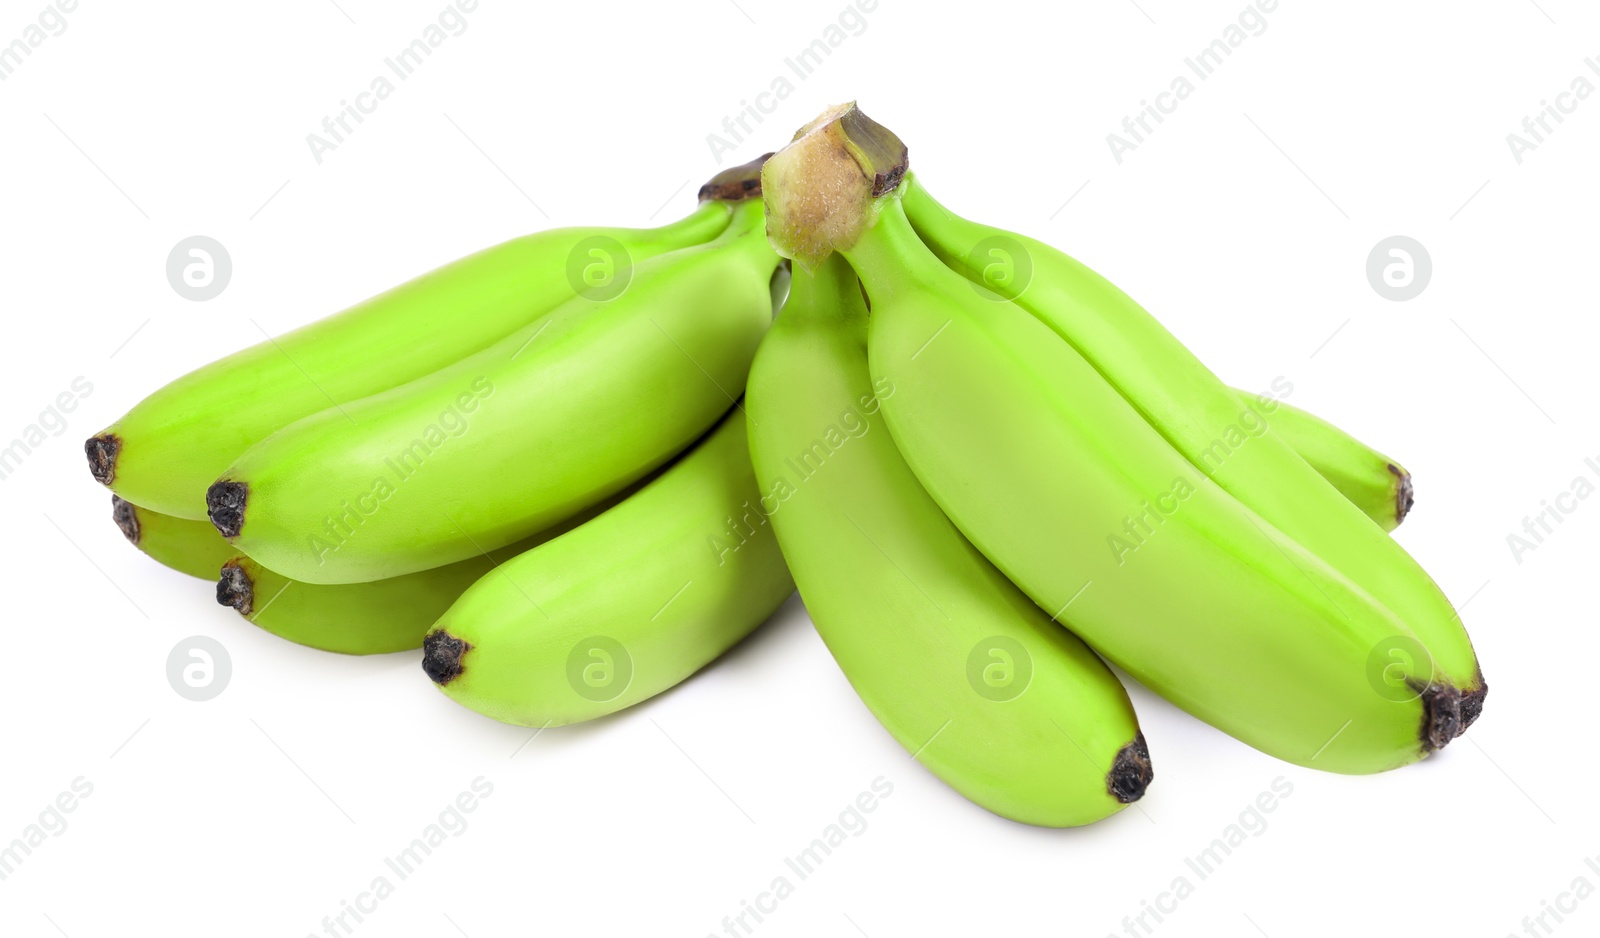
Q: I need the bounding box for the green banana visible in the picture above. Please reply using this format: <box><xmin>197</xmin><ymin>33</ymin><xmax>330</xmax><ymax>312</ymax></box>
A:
<box><xmin>1238</xmin><ymin>392</ymin><xmax>1412</xmax><ymax>532</ymax></box>
<box><xmin>112</xmin><ymin>495</ymin><xmax>237</xmax><ymax>580</ymax></box>
<box><xmin>421</xmin><ymin>407</ymin><xmax>795</xmax><ymax>727</ymax></box>
<box><xmin>746</xmin><ymin>253</ymin><xmax>1150</xmax><ymax>827</ymax></box>
<box><xmin>763</xmin><ymin>104</ymin><xmax>1461</xmax><ymax>773</ymax></box>
<box><xmin>85</xmin><ymin>157</ymin><xmax>772</xmax><ymax>520</ymax></box>
<box><xmin>900</xmin><ymin>172</ymin><xmax>1482</xmax><ymax>725</ymax></box>
<box><xmin>216</xmin><ymin>495</ymin><xmax>614</xmax><ymax>656</ymax></box>
<box><xmin>207</xmin><ymin>197</ymin><xmax>781</xmax><ymax>585</ymax></box>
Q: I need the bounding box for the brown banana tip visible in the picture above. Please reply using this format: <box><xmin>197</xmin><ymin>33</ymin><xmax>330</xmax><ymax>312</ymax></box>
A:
<box><xmin>1389</xmin><ymin>464</ymin><xmax>1414</xmax><ymax>524</ymax></box>
<box><xmin>1107</xmin><ymin>732</ymin><xmax>1154</xmax><ymax>804</ymax></box>
<box><xmin>111</xmin><ymin>496</ymin><xmax>140</xmax><ymax>544</ymax></box>
<box><xmin>206</xmin><ymin>480</ymin><xmax>248</xmax><ymax>538</ymax></box>
<box><xmin>422</xmin><ymin>630</ymin><xmax>471</xmax><ymax>686</ymax></box>
<box><xmin>217</xmin><ymin>561</ymin><xmax>253</xmax><ymax>615</ymax></box>
<box><xmin>1458</xmin><ymin>673</ymin><xmax>1488</xmax><ymax>736</ymax></box>
<box><xmin>85</xmin><ymin>433</ymin><xmax>120</xmax><ymax>486</ymax></box>
<box><xmin>1418</xmin><ymin>681</ymin><xmax>1463</xmax><ymax>752</ymax></box>
<box><xmin>697</xmin><ymin>152</ymin><xmax>774</xmax><ymax>203</ymax></box>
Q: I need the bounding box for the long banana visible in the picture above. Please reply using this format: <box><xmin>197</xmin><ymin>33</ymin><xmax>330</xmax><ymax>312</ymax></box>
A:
<box><xmin>746</xmin><ymin>253</ymin><xmax>1151</xmax><ymax>827</ymax></box>
<box><xmin>207</xmin><ymin>197</ymin><xmax>780</xmax><ymax>584</ymax></box>
<box><xmin>764</xmin><ymin>104</ymin><xmax>1458</xmax><ymax>773</ymax></box>
<box><xmin>421</xmin><ymin>407</ymin><xmax>795</xmax><ymax>727</ymax></box>
<box><xmin>901</xmin><ymin>172</ymin><xmax>1483</xmax><ymax>726</ymax></box>
<box><xmin>1238</xmin><ymin>392</ymin><xmax>1412</xmax><ymax>532</ymax></box>
<box><xmin>112</xmin><ymin>496</ymin><xmax>237</xmax><ymax>580</ymax></box>
<box><xmin>85</xmin><ymin>157</ymin><xmax>770</xmax><ymax>520</ymax></box>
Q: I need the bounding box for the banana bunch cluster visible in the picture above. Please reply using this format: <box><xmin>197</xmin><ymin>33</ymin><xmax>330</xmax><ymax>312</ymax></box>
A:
<box><xmin>89</xmin><ymin>156</ymin><xmax>795</xmax><ymax>723</ymax></box>
<box><xmin>87</xmin><ymin>102</ymin><xmax>1486</xmax><ymax>829</ymax></box>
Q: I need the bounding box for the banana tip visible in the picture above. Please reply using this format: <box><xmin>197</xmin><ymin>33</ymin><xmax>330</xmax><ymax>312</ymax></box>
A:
<box><xmin>1458</xmin><ymin>674</ymin><xmax>1488</xmax><ymax>736</ymax></box>
<box><xmin>217</xmin><ymin>561</ymin><xmax>253</xmax><ymax>615</ymax></box>
<box><xmin>111</xmin><ymin>496</ymin><xmax>140</xmax><ymax>544</ymax></box>
<box><xmin>85</xmin><ymin>433</ymin><xmax>119</xmax><ymax>485</ymax></box>
<box><xmin>206</xmin><ymin>480</ymin><xmax>248</xmax><ymax>538</ymax></box>
<box><xmin>1107</xmin><ymin>733</ymin><xmax>1154</xmax><ymax>804</ymax></box>
<box><xmin>422</xmin><ymin>630</ymin><xmax>471</xmax><ymax>685</ymax></box>
<box><xmin>1419</xmin><ymin>682</ymin><xmax>1463</xmax><ymax>751</ymax></box>
<box><xmin>1389</xmin><ymin>464</ymin><xmax>1414</xmax><ymax>524</ymax></box>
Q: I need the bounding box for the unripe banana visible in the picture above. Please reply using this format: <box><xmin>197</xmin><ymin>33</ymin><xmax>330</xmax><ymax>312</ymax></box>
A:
<box><xmin>112</xmin><ymin>495</ymin><xmax>237</xmax><ymax>580</ymax></box>
<box><xmin>208</xmin><ymin>197</ymin><xmax>781</xmax><ymax>584</ymax></box>
<box><xmin>763</xmin><ymin>105</ymin><xmax>1460</xmax><ymax>773</ymax></box>
<box><xmin>901</xmin><ymin>172</ymin><xmax>1483</xmax><ymax>727</ymax></box>
<box><xmin>746</xmin><ymin>254</ymin><xmax>1150</xmax><ymax>827</ymax></box>
<box><xmin>216</xmin><ymin>496</ymin><xmax>614</xmax><ymax>656</ymax></box>
<box><xmin>1237</xmin><ymin>392</ymin><xmax>1412</xmax><ymax>532</ymax></box>
<box><xmin>422</xmin><ymin>408</ymin><xmax>795</xmax><ymax>727</ymax></box>
<box><xmin>85</xmin><ymin>157</ymin><xmax>771</xmax><ymax>520</ymax></box>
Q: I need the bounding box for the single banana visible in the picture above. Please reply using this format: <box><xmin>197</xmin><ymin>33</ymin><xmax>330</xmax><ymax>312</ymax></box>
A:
<box><xmin>112</xmin><ymin>495</ymin><xmax>237</xmax><ymax>580</ymax></box>
<box><xmin>421</xmin><ymin>407</ymin><xmax>795</xmax><ymax>727</ymax></box>
<box><xmin>764</xmin><ymin>104</ymin><xmax>1455</xmax><ymax>773</ymax></box>
<box><xmin>216</xmin><ymin>496</ymin><xmax>614</xmax><ymax>656</ymax></box>
<box><xmin>85</xmin><ymin>157</ymin><xmax>771</xmax><ymax>519</ymax></box>
<box><xmin>1236</xmin><ymin>392</ymin><xmax>1412</xmax><ymax>532</ymax></box>
<box><xmin>746</xmin><ymin>253</ymin><xmax>1151</xmax><ymax>827</ymax></box>
<box><xmin>207</xmin><ymin>197</ymin><xmax>780</xmax><ymax>584</ymax></box>
<box><xmin>900</xmin><ymin>172</ymin><xmax>1483</xmax><ymax>728</ymax></box>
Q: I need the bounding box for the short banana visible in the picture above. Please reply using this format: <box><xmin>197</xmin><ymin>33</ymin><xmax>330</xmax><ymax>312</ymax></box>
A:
<box><xmin>746</xmin><ymin>253</ymin><xmax>1151</xmax><ymax>827</ymax></box>
<box><xmin>112</xmin><ymin>496</ymin><xmax>237</xmax><ymax>580</ymax></box>
<box><xmin>764</xmin><ymin>104</ymin><xmax>1459</xmax><ymax>773</ymax></box>
<box><xmin>901</xmin><ymin>172</ymin><xmax>1482</xmax><ymax>726</ymax></box>
<box><xmin>422</xmin><ymin>407</ymin><xmax>795</xmax><ymax>727</ymax></box>
<box><xmin>208</xmin><ymin>197</ymin><xmax>780</xmax><ymax>584</ymax></box>
<box><xmin>86</xmin><ymin>157</ymin><xmax>770</xmax><ymax>520</ymax></box>
<box><xmin>216</xmin><ymin>497</ymin><xmax>611</xmax><ymax>656</ymax></box>
<box><xmin>1236</xmin><ymin>392</ymin><xmax>1412</xmax><ymax>532</ymax></box>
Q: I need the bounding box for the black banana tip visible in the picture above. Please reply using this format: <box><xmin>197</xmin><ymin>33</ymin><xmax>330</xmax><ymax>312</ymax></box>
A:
<box><xmin>1107</xmin><ymin>733</ymin><xmax>1154</xmax><ymax>804</ymax></box>
<box><xmin>85</xmin><ymin>434</ymin><xmax>119</xmax><ymax>485</ymax></box>
<box><xmin>422</xmin><ymin>631</ymin><xmax>471</xmax><ymax>686</ymax></box>
<box><xmin>206</xmin><ymin>480</ymin><xmax>248</xmax><ymax>538</ymax></box>
<box><xmin>1390</xmin><ymin>464</ymin><xmax>1415</xmax><ymax>525</ymax></box>
<box><xmin>1458</xmin><ymin>674</ymin><xmax>1488</xmax><ymax>735</ymax></box>
<box><xmin>217</xmin><ymin>561</ymin><xmax>253</xmax><ymax>615</ymax></box>
<box><xmin>111</xmin><ymin>496</ymin><xmax>140</xmax><ymax>544</ymax></box>
<box><xmin>1419</xmin><ymin>682</ymin><xmax>1463</xmax><ymax>751</ymax></box>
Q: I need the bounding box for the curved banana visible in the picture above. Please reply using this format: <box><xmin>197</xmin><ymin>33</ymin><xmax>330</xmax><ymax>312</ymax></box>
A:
<box><xmin>85</xmin><ymin>157</ymin><xmax>771</xmax><ymax>520</ymax></box>
<box><xmin>1238</xmin><ymin>392</ymin><xmax>1412</xmax><ymax>532</ymax></box>
<box><xmin>112</xmin><ymin>496</ymin><xmax>237</xmax><ymax>580</ymax></box>
<box><xmin>900</xmin><ymin>172</ymin><xmax>1483</xmax><ymax>725</ymax></box>
<box><xmin>764</xmin><ymin>104</ymin><xmax>1457</xmax><ymax>773</ymax></box>
<box><xmin>746</xmin><ymin>253</ymin><xmax>1150</xmax><ymax>827</ymax></box>
<box><xmin>208</xmin><ymin>197</ymin><xmax>780</xmax><ymax>584</ymax></box>
<box><xmin>421</xmin><ymin>408</ymin><xmax>795</xmax><ymax>727</ymax></box>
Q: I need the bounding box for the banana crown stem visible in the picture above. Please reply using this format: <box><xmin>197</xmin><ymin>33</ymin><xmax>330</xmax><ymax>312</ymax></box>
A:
<box><xmin>760</xmin><ymin>102</ymin><xmax>908</xmax><ymax>270</ymax></box>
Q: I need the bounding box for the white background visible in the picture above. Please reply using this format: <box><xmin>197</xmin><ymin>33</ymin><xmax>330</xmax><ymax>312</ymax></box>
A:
<box><xmin>1</xmin><ymin>1</ymin><xmax>1595</xmax><ymax>936</ymax></box>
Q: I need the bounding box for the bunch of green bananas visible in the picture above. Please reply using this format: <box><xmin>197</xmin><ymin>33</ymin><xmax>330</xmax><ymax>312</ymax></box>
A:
<box><xmin>89</xmin><ymin>156</ymin><xmax>795</xmax><ymax>708</ymax></box>
<box><xmin>746</xmin><ymin>102</ymin><xmax>1485</xmax><ymax>825</ymax></box>
<box><xmin>88</xmin><ymin>103</ymin><xmax>1484</xmax><ymax>830</ymax></box>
